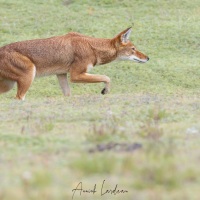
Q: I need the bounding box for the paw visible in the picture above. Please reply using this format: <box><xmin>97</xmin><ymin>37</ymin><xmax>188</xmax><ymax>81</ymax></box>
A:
<box><xmin>101</xmin><ymin>87</ymin><xmax>109</xmax><ymax>95</ymax></box>
<box><xmin>15</xmin><ymin>96</ymin><xmax>25</xmax><ymax>101</ymax></box>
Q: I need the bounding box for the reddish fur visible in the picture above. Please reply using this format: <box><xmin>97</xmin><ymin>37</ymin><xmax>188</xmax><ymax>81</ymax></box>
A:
<box><xmin>0</xmin><ymin>28</ymin><xmax>148</xmax><ymax>100</ymax></box>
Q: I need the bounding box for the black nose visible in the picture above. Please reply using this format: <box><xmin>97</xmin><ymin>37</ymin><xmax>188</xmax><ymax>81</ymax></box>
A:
<box><xmin>147</xmin><ymin>57</ymin><xmax>150</xmax><ymax>61</ymax></box>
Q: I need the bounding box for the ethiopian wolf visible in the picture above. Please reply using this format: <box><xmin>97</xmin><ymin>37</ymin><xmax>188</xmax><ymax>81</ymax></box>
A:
<box><xmin>0</xmin><ymin>28</ymin><xmax>149</xmax><ymax>100</ymax></box>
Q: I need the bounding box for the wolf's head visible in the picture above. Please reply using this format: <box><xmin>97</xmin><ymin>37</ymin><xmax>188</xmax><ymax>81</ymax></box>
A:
<box><xmin>113</xmin><ymin>27</ymin><xmax>149</xmax><ymax>63</ymax></box>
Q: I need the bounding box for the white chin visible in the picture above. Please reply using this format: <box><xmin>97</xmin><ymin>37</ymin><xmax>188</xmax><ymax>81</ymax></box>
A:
<box><xmin>118</xmin><ymin>56</ymin><xmax>147</xmax><ymax>63</ymax></box>
<box><xmin>129</xmin><ymin>56</ymin><xmax>147</xmax><ymax>63</ymax></box>
<box><xmin>133</xmin><ymin>59</ymin><xmax>147</xmax><ymax>63</ymax></box>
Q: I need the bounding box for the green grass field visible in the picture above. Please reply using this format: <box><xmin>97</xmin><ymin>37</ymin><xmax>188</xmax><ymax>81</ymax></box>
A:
<box><xmin>0</xmin><ymin>0</ymin><xmax>200</xmax><ymax>199</ymax></box>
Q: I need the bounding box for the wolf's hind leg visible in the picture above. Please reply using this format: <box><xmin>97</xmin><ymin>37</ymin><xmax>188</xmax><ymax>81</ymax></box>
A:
<box><xmin>15</xmin><ymin>65</ymin><xmax>36</xmax><ymax>100</ymax></box>
<box><xmin>0</xmin><ymin>78</ymin><xmax>15</xmax><ymax>94</ymax></box>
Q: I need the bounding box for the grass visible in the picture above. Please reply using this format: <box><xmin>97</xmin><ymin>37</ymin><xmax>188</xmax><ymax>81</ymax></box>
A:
<box><xmin>0</xmin><ymin>0</ymin><xmax>200</xmax><ymax>199</ymax></box>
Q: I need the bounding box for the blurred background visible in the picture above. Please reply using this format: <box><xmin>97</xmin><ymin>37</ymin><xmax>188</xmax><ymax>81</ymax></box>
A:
<box><xmin>0</xmin><ymin>0</ymin><xmax>200</xmax><ymax>199</ymax></box>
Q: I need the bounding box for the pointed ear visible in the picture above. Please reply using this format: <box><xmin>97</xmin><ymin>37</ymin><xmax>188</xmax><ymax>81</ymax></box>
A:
<box><xmin>113</xmin><ymin>27</ymin><xmax>132</xmax><ymax>46</ymax></box>
<box><xmin>121</xmin><ymin>27</ymin><xmax>132</xmax><ymax>43</ymax></box>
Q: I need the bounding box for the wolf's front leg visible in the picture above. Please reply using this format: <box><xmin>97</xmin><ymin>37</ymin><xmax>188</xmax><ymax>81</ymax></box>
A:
<box><xmin>57</xmin><ymin>74</ymin><xmax>71</xmax><ymax>96</ymax></box>
<box><xmin>70</xmin><ymin>71</ymin><xmax>110</xmax><ymax>95</ymax></box>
